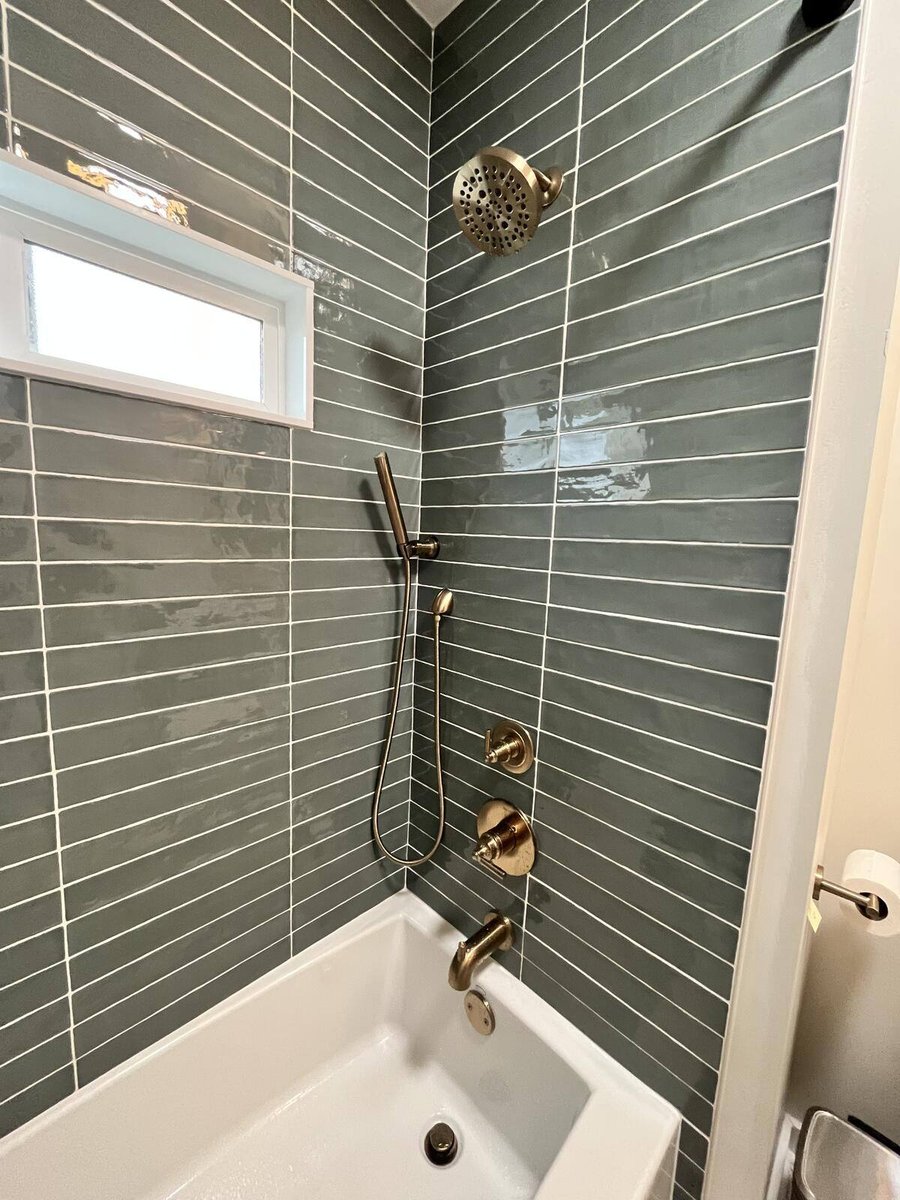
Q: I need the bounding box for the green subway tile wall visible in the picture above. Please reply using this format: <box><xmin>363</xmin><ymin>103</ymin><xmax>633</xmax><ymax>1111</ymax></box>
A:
<box><xmin>0</xmin><ymin>2</ymin><xmax>863</xmax><ymax>1193</ymax></box>
<box><xmin>0</xmin><ymin>0</ymin><xmax>428</xmax><ymax>1135</ymax></box>
<box><xmin>411</xmin><ymin>3</ymin><xmax>860</xmax><ymax>1198</ymax></box>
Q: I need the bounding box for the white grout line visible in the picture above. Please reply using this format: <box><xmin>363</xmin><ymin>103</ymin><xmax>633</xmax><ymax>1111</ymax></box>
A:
<box><xmin>58</xmin><ymin>769</ymin><xmax>290</xmax><ymax>853</ymax></box>
<box><xmin>484</xmin><ymin>851</ymin><xmax>729</xmax><ymax>1012</ymax></box>
<box><xmin>46</xmin><ymin>711</ymin><xmax>288</xmax><ymax>783</ymax></box>
<box><xmin>583</xmin><ymin>0</ymin><xmax>711</xmax><ymax>94</ymax></box>
<box><xmin>416</xmin><ymin>624</ymin><xmax>766</xmax><ymax>730</ymax></box>
<box><xmin>77</xmin><ymin>929</ymin><xmax>290</xmax><ymax>1064</ymax></box>
<box><xmin>577</xmin><ymin>75</ymin><xmax>849</xmax><ymax>223</ymax></box>
<box><xmin>59</xmin><ymin>741</ymin><xmax>289</xmax><ymax>815</ymax></box>
<box><xmin>431</xmin><ymin>0</ymin><xmax>502</xmax><ymax>61</ymax></box>
<box><xmin>413</xmin><ymin>687</ymin><xmax>758</xmax><ymax>818</ymax></box>
<box><xmin>366</xmin><ymin>0</ymin><xmax>431</xmax><ymax>61</ymax></box>
<box><xmin>428</xmin><ymin>245</ymin><xmax>569</xmax><ymax>314</ymax></box>
<box><xmin>292</xmin><ymin>813</ymin><xmax>406</xmax><ymax>884</ymax></box>
<box><xmin>8</xmin><ymin>6</ymin><xmax>289</xmax><ymax>171</ymax></box>
<box><xmin>67</xmin><ymin>851</ymin><xmax>290</xmax><ymax>963</ymax></box>
<box><xmin>289</xmin><ymin>38</ymin><xmax>426</xmax><ymax>162</ymax></box>
<box><xmin>536</xmin><ymin>840</ymin><xmax>735</xmax><ymax>964</ymax></box>
<box><xmin>526</xmin><ymin>925</ymin><xmax>721</xmax><ymax>1073</ymax></box>
<box><xmin>59</xmin><ymin>827</ymin><xmax>289</xmax><ymax>932</ymax></box>
<box><xmin>523</xmin><ymin>951</ymin><xmax>715</xmax><ymax>1108</ymax></box>
<box><xmin>318</xmin><ymin>0</ymin><xmax>429</xmax><ymax>96</ymax></box>
<box><xmin>316</xmin><ymin>295</ymin><xmax>424</xmax><ymax>346</ymax></box>
<box><xmin>0</xmin><ymin>1062</ymin><xmax>73</xmax><ymax>1111</ymax></box>
<box><xmin>426</xmin><ymin>284</ymin><xmax>568</xmax><ymax>346</ymax></box>
<box><xmin>527</xmin><ymin>887</ymin><xmax>726</xmax><ymax>1038</ymax></box>
<box><xmin>424</xmin><ymin>357</ymin><xmax>562</xmax><ymax>400</ymax></box>
<box><xmin>431</xmin><ymin>0</ymin><xmax>547</xmax><ymax>96</ymax></box>
<box><xmin>164</xmin><ymin>0</ymin><xmax>291</xmax><ymax>87</ymax></box>
<box><xmin>9</xmin><ymin>876</ymin><xmax>279</xmax><ymax>1029</ymax></box>
<box><xmin>291</xmin><ymin>868</ymin><xmax>404</xmax><ymax>936</ymax></box>
<box><xmin>317</xmin><ymin>326</ymin><xmax>423</xmax><ymax>372</ymax></box>
<box><xmin>287</xmin><ymin>366</ymin><xmax>295</xmax><ymax>950</ymax></box>
<box><xmin>581</xmin><ymin>2</ymin><xmax>854</xmax><ymax>167</ymax></box>
<box><xmin>431</xmin><ymin>5</ymin><xmax>584</xmax><ymax>131</ymax></box>
<box><xmin>62</xmin><ymin>793</ymin><xmax>290</xmax><ymax>890</ymax></box>
<box><xmin>316</xmin><ymin>361</ymin><xmax>422</xmax><ymax>402</ymax></box>
<box><xmin>72</xmin><ymin>904</ymin><xmax>292</xmax><ymax>1032</ymax></box>
<box><xmin>293</xmin><ymin>779</ymin><xmax>407</xmax><ymax>834</ymax></box>
<box><xmin>292</xmin><ymin>8</ymin><xmax>427</xmax><ymax>131</ymax></box>
<box><xmin>538</xmin><ymin>785</ymin><xmax>749</xmax><ymax>882</ymax></box>
<box><xmin>81</xmin><ymin>0</ymin><xmax>292</xmax><ymax>133</ymax></box>
<box><xmin>41</xmin><ymin>619</ymin><xmax>287</xmax><ymax>656</ymax></box>
<box><xmin>30</xmin><ymin>417</ymin><xmax>292</xmax><ymax>464</ymax></box>
<box><xmin>423</xmin><ymin>395</ymin><xmax>809</xmax><ymax>455</ymax></box>
<box><xmin>292</xmin><ymin>163</ymin><xmax>426</xmax><ymax>255</ymax></box>
<box><xmin>430</xmin><ymin>183</ymin><xmax>834</xmax><ymax>320</ymax></box>
<box><xmin>566</xmin><ymin>243</ymin><xmax>829</xmax><ymax>330</ymax></box>
<box><xmin>25</xmin><ymin>379</ymin><xmax>79</xmax><ymax>1090</ymax></box>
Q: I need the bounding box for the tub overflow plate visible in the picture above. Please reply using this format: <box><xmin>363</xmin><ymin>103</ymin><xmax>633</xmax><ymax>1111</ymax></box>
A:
<box><xmin>465</xmin><ymin>988</ymin><xmax>495</xmax><ymax>1035</ymax></box>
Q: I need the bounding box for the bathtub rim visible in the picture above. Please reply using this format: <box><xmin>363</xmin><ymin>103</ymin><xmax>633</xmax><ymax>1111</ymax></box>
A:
<box><xmin>0</xmin><ymin>890</ymin><xmax>679</xmax><ymax>1199</ymax></box>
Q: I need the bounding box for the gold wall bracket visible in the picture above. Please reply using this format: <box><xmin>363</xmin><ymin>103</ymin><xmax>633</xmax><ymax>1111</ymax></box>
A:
<box><xmin>484</xmin><ymin>719</ymin><xmax>534</xmax><ymax>774</ymax></box>
<box><xmin>471</xmin><ymin>799</ymin><xmax>536</xmax><ymax>879</ymax></box>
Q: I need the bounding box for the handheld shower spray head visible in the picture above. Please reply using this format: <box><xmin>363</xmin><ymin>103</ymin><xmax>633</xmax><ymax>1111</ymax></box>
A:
<box><xmin>432</xmin><ymin>588</ymin><xmax>454</xmax><ymax>618</ymax></box>
<box><xmin>373</xmin><ymin>452</ymin><xmax>440</xmax><ymax>560</ymax></box>
<box><xmin>374</xmin><ymin>452</ymin><xmax>409</xmax><ymax>554</ymax></box>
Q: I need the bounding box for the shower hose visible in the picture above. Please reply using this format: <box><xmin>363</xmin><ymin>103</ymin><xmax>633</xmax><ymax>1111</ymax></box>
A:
<box><xmin>371</xmin><ymin>554</ymin><xmax>447</xmax><ymax>867</ymax></box>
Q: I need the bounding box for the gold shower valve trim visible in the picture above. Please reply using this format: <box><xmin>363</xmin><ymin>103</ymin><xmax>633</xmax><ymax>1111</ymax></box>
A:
<box><xmin>472</xmin><ymin>799</ymin><xmax>536</xmax><ymax>879</ymax></box>
<box><xmin>484</xmin><ymin>719</ymin><xmax>534</xmax><ymax>774</ymax></box>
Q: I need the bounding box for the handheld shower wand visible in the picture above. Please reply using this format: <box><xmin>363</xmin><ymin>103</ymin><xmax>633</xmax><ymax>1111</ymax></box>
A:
<box><xmin>374</xmin><ymin>453</ymin><xmax>439</xmax><ymax>560</ymax></box>
<box><xmin>371</xmin><ymin>452</ymin><xmax>450</xmax><ymax>867</ymax></box>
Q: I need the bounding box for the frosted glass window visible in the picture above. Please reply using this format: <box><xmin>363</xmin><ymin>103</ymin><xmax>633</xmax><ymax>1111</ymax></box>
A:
<box><xmin>26</xmin><ymin>243</ymin><xmax>264</xmax><ymax>404</ymax></box>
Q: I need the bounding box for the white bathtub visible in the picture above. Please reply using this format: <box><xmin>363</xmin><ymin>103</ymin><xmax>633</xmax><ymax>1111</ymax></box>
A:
<box><xmin>0</xmin><ymin>893</ymin><xmax>679</xmax><ymax>1199</ymax></box>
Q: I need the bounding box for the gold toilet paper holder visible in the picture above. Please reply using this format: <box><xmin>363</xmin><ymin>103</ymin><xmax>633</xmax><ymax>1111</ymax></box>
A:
<box><xmin>813</xmin><ymin>864</ymin><xmax>889</xmax><ymax>922</ymax></box>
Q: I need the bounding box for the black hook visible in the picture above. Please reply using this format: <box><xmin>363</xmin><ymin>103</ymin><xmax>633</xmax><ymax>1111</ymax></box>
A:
<box><xmin>801</xmin><ymin>0</ymin><xmax>854</xmax><ymax>29</ymax></box>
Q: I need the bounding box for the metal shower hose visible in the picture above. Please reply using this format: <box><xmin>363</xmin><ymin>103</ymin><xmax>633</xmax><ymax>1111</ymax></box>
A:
<box><xmin>371</xmin><ymin>555</ymin><xmax>447</xmax><ymax>867</ymax></box>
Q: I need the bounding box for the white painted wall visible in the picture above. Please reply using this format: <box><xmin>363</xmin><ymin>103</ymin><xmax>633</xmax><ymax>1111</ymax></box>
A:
<box><xmin>787</xmin><ymin>269</ymin><xmax>900</xmax><ymax>1140</ymax></box>
<box><xmin>404</xmin><ymin>0</ymin><xmax>463</xmax><ymax>28</ymax></box>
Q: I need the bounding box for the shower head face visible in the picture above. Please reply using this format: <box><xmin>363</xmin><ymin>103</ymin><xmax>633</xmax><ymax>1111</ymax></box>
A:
<box><xmin>453</xmin><ymin>147</ymin><xmax>555</xmax><ymax>257</ymax></box>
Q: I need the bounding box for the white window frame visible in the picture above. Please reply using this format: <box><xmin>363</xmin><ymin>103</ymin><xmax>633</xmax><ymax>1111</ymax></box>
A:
<box><xmin>0</xmin><ymin>151</ymin><xmax>314</xmax><ymax>427</ymax></box>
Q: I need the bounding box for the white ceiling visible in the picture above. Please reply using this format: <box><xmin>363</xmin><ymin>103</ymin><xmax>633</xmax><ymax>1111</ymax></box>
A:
<box><xmin>404</xmin><ymin>0</ymin><xmax>464</xmax><ymax>28</ymax></box>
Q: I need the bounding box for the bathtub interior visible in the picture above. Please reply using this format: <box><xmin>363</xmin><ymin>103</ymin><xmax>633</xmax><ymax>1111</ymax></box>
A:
<box><xmin>0</xmin><ymin>903</ymin><xmax>598</xmax><ymax>1200</ymax></box>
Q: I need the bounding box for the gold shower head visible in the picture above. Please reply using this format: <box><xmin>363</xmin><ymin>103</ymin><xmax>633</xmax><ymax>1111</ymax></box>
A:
<box><xmin>452</xmin><ymin>146</ymin><xmax>564</xmax><ymax>257</ymax></box>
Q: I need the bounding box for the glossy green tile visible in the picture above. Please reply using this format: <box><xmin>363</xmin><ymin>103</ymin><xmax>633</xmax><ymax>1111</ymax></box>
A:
<box><xmin>56</xmin><ymin>718</ymin><xmax>289</xmax><ymax>810</ymax></box>
<box><xmin>545</xmin><ymin>636</ymin><xmax>772</xmax><ymax>727</ymax></box>
<box><xmin>546</xmin><ymin>595</ymin><xmax>780</xmax><ymax>675</ymax></box>
<box><xmin>567</xmin><ymin>248</ymin><xmax>828</xmax><ymax>362</ymax></box>
<box><xmin>554</xmin><ymin>499</ymin><xmax>798</xmax><ymax>544</ymax></box>
<box><xmin>0</xmin><ymin>374</ymin><xmax>26</xmax><ymax>422</ymax></box>
<box><xmin>565</xmin><ymin>298</ymin><xmax>824</xmax><ymax>396</ymax></box>
<box><xmin>8</xmin><ymin>12</ymin><xmax>289</xmax><ymax>204</ymax></box>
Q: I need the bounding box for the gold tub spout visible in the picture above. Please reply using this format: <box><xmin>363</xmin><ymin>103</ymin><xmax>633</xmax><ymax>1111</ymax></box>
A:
<box><xmin>448</xmin><ymin>911</ymin><xmax>514</xmax><ymax>991</ymax></box>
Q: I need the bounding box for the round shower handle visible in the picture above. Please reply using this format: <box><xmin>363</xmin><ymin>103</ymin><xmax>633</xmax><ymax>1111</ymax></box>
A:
<box><xmin>484</xmin><ymin>719</ymin><xmax>534</xmax><ymax>774</ymax></box>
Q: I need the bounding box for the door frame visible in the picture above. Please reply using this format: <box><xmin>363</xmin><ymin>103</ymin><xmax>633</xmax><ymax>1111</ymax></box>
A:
<box><xmin>704</xmin><ymin>1</ymin><xmax>900</xmax><ymax>1196</ymax></box>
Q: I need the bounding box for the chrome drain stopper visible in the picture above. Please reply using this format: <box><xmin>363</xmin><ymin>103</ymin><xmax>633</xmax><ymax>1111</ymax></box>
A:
<box><xmin>424</xmin><ymin>1121</ymin><xmax>458</xmax><ymax>1166</ymax></box>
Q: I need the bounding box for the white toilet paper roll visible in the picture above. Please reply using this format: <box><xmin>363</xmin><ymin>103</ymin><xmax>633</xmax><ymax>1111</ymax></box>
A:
<box><xmin>842</xmin><ymin>849</ymin><xmax>900</xmax><ymax>937</ymax></box>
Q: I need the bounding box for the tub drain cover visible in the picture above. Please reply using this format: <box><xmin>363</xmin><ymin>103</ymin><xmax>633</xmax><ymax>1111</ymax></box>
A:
<box><xmin>425</xmin><ymin>1122</ymin><xmax>458</xmax><ymax>1166</ymax></box>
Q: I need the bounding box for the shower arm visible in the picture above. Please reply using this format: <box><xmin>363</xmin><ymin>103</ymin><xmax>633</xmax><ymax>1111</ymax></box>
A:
<box><xmin>374</xmin><ymin>452</ymin><xmax>439</xmax><ymax>560</ymax></box>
